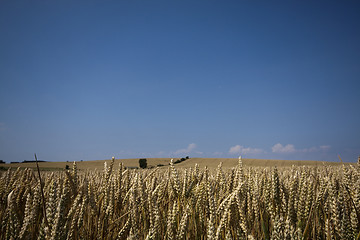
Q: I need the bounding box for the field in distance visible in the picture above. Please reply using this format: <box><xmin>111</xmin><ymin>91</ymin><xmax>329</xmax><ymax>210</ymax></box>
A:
<box><xmin>0</xmin><ymin>157</ymin><xmax>349</xmax><ymax>171</ymax></box>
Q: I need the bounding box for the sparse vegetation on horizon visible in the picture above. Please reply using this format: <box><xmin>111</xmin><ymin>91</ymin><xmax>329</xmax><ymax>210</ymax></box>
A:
<box><xmin>0</xmin><ymin>157</ymin><xmax>348</xmax><ymax>171</ymax></box>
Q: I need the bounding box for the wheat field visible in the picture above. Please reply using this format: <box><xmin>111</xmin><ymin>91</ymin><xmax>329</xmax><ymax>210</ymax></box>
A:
<box><xmin>0</xmin><ymin>157</ymin><xmax>359</xmax><ymax>239</ymax></box>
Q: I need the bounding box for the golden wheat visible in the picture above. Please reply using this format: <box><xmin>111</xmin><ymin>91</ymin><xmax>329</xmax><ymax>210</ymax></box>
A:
<box><xmin>0</xmin><ymin>158</ymin><xmax>359</xmax><ymax>239</ymax></box>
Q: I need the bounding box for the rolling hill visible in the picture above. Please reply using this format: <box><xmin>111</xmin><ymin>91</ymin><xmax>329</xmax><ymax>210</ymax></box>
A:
<box><xmin>0</xmin><ymin>157</ymin><xmax>349</xmax><ymax>171</ymax></box>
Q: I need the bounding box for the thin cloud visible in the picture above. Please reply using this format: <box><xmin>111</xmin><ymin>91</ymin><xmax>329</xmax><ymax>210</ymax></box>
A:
<box><xmin>157</xmin><ymin>151</ymin><xmax>166</xmax><ymax>156</ymax></box>
<box><xmin>272</xmin><ymin>143</ymin><xmax>296</xmax><ymax>153</ymax></box>
<box><xmin>174</xmin><ymin>143</ymin><xmax>197</xmax><ymax>155</ymax></box>
<box><xmin>301</xmin><ymin>145</ymin><xmax>331</xmax><ymax>153</ymax></box>
<box><xmin>157</xmin><ymin>144</ymin><xmax>199</xmax><ymax>157</ymax></box>
<box><xmin>229</xmin><ymin>145</ymin><xmax>264</xmax><ymax>155</ymax></box>
<box><xmin>319</xmin><ymin>145</ymin><xmax>331</xmax><ymax>151</ymax></box>
<box><xmin>272</xmin><ymin>143</ymin><xmax>331</xmax><ymax>153</ymax></box>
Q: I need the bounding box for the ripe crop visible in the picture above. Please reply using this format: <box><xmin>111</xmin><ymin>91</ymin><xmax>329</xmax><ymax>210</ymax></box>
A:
<box><xmin>0</xmin><ymin>158</ymin><xmax>359</xmax><ymax>239</ymax></box>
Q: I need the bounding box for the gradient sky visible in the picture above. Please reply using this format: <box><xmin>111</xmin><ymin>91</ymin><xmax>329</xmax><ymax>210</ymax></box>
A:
<box><xmin>1</xmin><ymin>0</ymin><xmax>360</xmax><ymax>162</ymax></box>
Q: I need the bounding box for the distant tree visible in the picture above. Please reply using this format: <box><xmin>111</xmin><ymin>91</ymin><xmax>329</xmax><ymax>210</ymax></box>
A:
<box><xmin>185</xmin><ymin>156</ymin><xmax>189</xmax><ymax>159</ymax></box>
<box><xmin>0</xmin><ymin>160</ymin><xmax>5</xmax><ymax>164</ymax></box>
<box><xmin>139</xmin><ymin>159</ymin><xmax>147</xmax><ymax>169</ymax></box>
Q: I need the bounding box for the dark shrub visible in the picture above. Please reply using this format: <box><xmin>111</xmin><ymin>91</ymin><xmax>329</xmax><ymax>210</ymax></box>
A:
<box><xmin>139</xmin><ymin>159</ymin><xmax>147</xmax><ymax>169</ymax></box>
<box><xmin>65</xmin><ymin>165</ymin><xmax>70</xmax><ymax>170</ymax></box>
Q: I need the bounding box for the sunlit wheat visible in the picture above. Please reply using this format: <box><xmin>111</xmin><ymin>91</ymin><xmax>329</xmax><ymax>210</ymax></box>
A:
<box><xmin>0</xmin><ymin>157</ymin><xmax>359</xmax><ymax>239</ymax></box>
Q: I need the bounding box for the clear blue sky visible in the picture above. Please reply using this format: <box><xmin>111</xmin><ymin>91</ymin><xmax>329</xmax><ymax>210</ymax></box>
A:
<box><xmin>1</xmin><ymin>0</ymin><xmax>359</xmax><ymax>162</ymax></box>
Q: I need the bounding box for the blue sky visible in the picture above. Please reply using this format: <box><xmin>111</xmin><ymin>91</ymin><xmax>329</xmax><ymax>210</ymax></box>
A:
<box><xmin>1</xmin><ymin>0</ymin><xmax>359</xmax><ymax>162</ymax></box>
